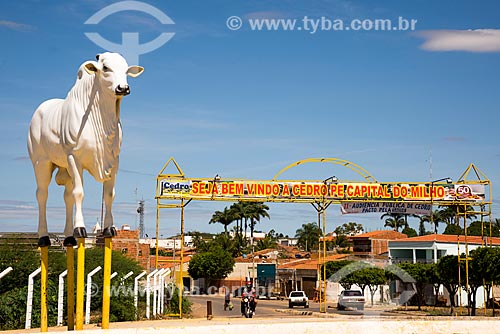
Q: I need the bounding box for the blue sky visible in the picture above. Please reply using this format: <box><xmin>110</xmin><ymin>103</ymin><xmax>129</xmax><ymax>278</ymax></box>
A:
<box><xmin>1</xmin><ymin>0</ymin><xmax>499</xmax><ymax>238</ymax></box>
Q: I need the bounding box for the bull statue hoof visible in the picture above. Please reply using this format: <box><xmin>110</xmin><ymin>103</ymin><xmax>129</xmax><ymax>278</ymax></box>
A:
<box><xmin>63</xmin><ymin>236</ymin><xmax>77</xmax><ymax>247</ymax></box>
<box><xmin>38</xmin><ymin>236</ymin><xmax>51</xmax><ymax>247</ymax></box>
<box><xmin>102</xmin><ymin>226</ymin><xmax>117</xmax><ymax>237</ymax></box>
<box><xmin>73</xmin><ymin>227</ymin><xmax>88</xmax><ymax>238</ymax></box>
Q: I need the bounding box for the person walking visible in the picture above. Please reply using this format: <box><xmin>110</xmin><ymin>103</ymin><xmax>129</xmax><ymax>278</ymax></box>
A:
<box><xmin>224</xmin><ymin>287</ymin><xmax>232</xmax><ymax>311</ymax></box>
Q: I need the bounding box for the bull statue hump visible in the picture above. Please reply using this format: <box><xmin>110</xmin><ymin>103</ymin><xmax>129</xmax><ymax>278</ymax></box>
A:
<box><xmin>27</xmin><ymin>52</ymin><xmax>144</xmax><ymax>247</ymax></box>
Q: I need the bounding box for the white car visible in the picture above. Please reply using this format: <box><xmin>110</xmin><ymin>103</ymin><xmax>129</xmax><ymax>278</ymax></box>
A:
<box><xmin>288</xmin><ymin>291</ymin><xmax>309</xmax><ymax>308</ymax></box>
<box><xmin>337</xmin><ymin>290</ymin><xmax>365</xmax><ymax>310</ymax></box>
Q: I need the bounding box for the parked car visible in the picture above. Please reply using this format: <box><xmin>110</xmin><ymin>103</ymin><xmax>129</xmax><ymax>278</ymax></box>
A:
<box><xmin>288</xmin><ymin>291</ymin><xmax>309</xmax><ymax>308</ymax></box>
<box><xmin>337</xmin><ymin>290</ymin><xmax>365</xmax><ymax>310</ymax></box>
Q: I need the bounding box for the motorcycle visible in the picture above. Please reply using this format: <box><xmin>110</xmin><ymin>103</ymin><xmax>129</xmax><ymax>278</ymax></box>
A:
<box><xmin>242</xmin><ymin>296</ymin><xmax>254</xmax><ymax>318</ymax></box>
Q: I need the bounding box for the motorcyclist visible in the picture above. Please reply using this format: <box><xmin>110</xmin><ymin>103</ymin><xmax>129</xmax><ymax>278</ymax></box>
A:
<box><xmin>240</xmin><ymin>281</ymin><xmax>256</xmax><ymax>316</ymax></box>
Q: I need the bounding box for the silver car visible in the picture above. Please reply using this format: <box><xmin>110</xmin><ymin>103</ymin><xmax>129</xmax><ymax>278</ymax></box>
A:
<box><xmin>337</xmin><ymin>290</ymin><xmax>365</xmax><ymax>310</ymax></box>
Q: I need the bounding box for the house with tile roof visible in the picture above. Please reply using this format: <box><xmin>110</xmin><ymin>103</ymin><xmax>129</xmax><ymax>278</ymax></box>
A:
<box><xmin>350</xmin><ymin>230</ymin><xmax>408</xmax><ymax>257</ymax></box>
<box><xmin>276</xmin><ymin>254</ymin><xmax>350</xmax><ymax>298</ymax></box>
<box><xmin>388</xmin><ymin>234</ymin><xmax>500</xmax><ymax>264</ymax></box>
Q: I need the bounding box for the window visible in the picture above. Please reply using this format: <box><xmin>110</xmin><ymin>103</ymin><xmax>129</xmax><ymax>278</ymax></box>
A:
<box><xmin>121</xmin><ymin>248</ymin><xmax>128</xmax><ymax>254</ymax></box>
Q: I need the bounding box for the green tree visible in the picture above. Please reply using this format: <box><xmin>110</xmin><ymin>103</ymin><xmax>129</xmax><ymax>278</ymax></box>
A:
<box><xmin>421</xmin><ymin>210</ymin><xmax>445</xmax><ymax>234</ymax></box>
<box><xmin>468</xmin><ymin>247</ymin><xmax>500</xmax><ymax>316</ymax></box>
<box><xmin>255</xmin><ymin>229</ymin><xmax>278</xmax><ymax>251</ymax></box>
<box><xmin>436</xmin><ymin>205</ymin><xmax>477</xmax><ymax>228</ymax></box>
<box><xmin>209</xmin><ymin>207</ymin><xmax>236</xmax><ymax>235</ymax></box>
<box><xmin>436</xmin><ymin>255</ymin><xmax>459</xmax><ymax>314</ymax></box>
<box><xmin>334</xmin><ymin>222</ymin><xmax>364</xmax><ymax>236</ymax></box>
<box><xmin>213</xmin><ymin>233</ymin><xmax>241</xmax><ymax>257</ymax></box>
<box><xmin>189</xmin><ymin>231</ymin><xmax>210</xmax><ymax>252</ymax></box>
<box><xmin>428</xmin><ymin>263</ymin><xmax>441</xmax><ymax>307</ymax></box>
<box><xmin>417</xmin><ymin>215</ymin><xmax>433</xmax><ymax>235</ymax></box>
<box><xmin>248</xmin><ymin>202</ymin><xmax>270</xmax><ymax>241</ymax></box>
<box><xmin>0</xmin><ymin>243</ymin><xmax>145</xmax><ymax>329</ymax></box>
<box><xmin>493</xmin><ymin>219</ymin><xmax>500</xmax><ymax>237</ymax></box>
<box><xmin>187</xmin><ymin>244</ymin><xmax>235</xmax><ymax>287</ymax></box>
<box><xmin>332</xmin><ymin>234</ymin><xmax>351</xmax><ymax>249</ymax></box>
<box><xmin>332</xmin><ymin>223</ymin><xmax>359</xmax><ymax>249</ymax></box>
<box><xmin>397</xmin><ymin>262</ymin><xmax>433</xmax><ymax>310</ymax></box>
<box><xmin>232</xmin><ymin>201</ymin><xmax>254</xmax><ymax>239</ymax></box>
<box><xmin>229</xmin><ymin>202</ymin><xmax>244</xmax><ymax>237</ymax></box>
<box><xmin>0</xmin><ymin>240</ymin><xmax>67</xmax><ymax>329</ymax></box>
<box><xmin>401</xmin><ymin>226</ymin><xmax>417</xmax><ymax>238</ymax></box>
<box><xmin>468</xmin><ymin>221</ymin><xmax>500</xmax><ymax>237</ymax></box>
<box><xmin>0</xmin><ymin>244</ymin><xmax>39</xmax><ymax>295</ymax></box>
<box><xmin>380</xmin><ymin>213</ymin><xmax>406</xmax><ymax>232</ymax></box>
<box><xmin>323</xmin><ymin>260</ymin><xmax>356</xmax><ymax>289</ymax></box>
<box><xmin>82</xmin><ymin>247</ymin><xmax>145</xmax><ymax>322</ymax></box>
<box><xmin>165</xmin><ymin>285</ymin><xmax>192</xmax><ymax>315</ymax></box>
<box><xmin>295</xmin><ymin>222</ymin><xmax>320</xmax><ymax>252</ymax></box>
<box><xmin>352</xmin><ymin>267</ymin><xmax>387</xmax><ymax>306</ymax></box>
<box><xmin>443</xmin><ymin>224</ymin><xmax>463</xmax><ymax>235</ymax></box>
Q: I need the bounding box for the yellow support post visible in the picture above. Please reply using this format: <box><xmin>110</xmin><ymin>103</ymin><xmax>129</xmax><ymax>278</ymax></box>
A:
<box><xmin>317</xmin><ymin>209</ymin><xmax>322</xmax><ymax>312</ymax></box>
<box><xmin>102</xmin><ymin>238</ymin><xmax>112</xmax><ymax>329</ymax></box>
<box><xmin>464</xmin><ymin>206</ymin><xmax>470</xmax><ymax>316</ymax></box>
<box><xmin>155</xmin><ymin>201</ymin><xmax>160</xmax><ymax>269</ymax></box>
<box><xmin>75</xmin><ymin>238</ymin><xmax>85</xmax><ymax>330</ymax></box>
<box><xmin>322</xmin><ymin>209</ymin><xmax>327</xmax><ymax>313</ymax></box>
<box><xmin>40</xmin><ymin>246</ymin><xmax>49</xmax><ymax>332</ymax></box>
<box><xmin>67</xmin><ymin>246</ymin><xmax>75</xmax><ymax>330</ymax></box>
<box><xmin>179</xmin><ymin>199</ymin><xmax>185</xmax><ymax>318</ymax></box>
<box><xmin>458</xmin><ymin>238</ymin><xmax>462</xmax><ymax>316</ymax></box>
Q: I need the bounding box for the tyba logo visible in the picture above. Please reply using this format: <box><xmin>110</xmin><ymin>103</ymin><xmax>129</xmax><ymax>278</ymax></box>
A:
<box><xmin>84</xmin><ymin>1</ymin><xmax>175</xmax><ymax>65</ymax></box>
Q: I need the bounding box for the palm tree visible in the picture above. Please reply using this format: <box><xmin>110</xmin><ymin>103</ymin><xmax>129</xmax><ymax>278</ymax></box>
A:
<box><xmin>229</xmin><ymin>202</ymin><xmax>244</xmax><ymax>237</ymax></box>
<box><xmin>255</xmin><ymin>233</ymin><xmax>278</xmax><ymax>251</ymax></box>
<box><xmin>209</xmin><ymin>207</ymin><xmax>236</xmax><ymax>235</ymax></box>
<box><xmin>403</xmin><ymin>213</ymin><xmax>420</xmax><ymax>227</ymax></box>
<box><xmin>420</xmin><ymin>210</ymin><xmax>445</xmax><ymax>234</ymax></box>
<box><xmin>248</xmin><ymin>202</ymin><xmax>270</xmax><ymax>241</ymax></box>
<box><xmin>295</xmin><ymin>222</ymin><xmax>320</xmax><ymax>252</ymax></box>
<box><xmin>436</xmin><ymin>205</ymin><xmax>477</xmax><ymax>225</ymax></box>
<box><xmin>418</xmin><ymin>215</ymin><xmax>431</xmax><ymax>235</ymax></box>
<box><xmin>232</xmin><ymin>201</ymin><xmax>253</xmax><ymax>239</ymax></box>
<box><xmin>380</xmin><ymin>213</ymin><xmax>406</xmax><ymax>232</ymax></box>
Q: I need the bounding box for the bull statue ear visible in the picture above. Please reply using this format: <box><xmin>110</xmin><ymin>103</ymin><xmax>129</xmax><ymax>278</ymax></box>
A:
<box><xmin>127</xmin><ymin>66</ymin><xmax>144</xmax><ymax>78</ymax></box>
<box><xmin>84</xmin><ymin>61</ymin><xmax>99</xmax><ymax>75</ymax></box>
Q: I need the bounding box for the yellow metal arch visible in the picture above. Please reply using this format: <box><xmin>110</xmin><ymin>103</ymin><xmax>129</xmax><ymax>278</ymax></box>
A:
<box><xmin>272</xmin><ymin>157</ymin><xmax>377</xmax><ymax>182</ymax></box>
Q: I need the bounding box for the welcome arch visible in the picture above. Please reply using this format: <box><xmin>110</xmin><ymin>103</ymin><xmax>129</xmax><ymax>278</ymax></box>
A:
<box><xmin>155</xmin><ymin>157</ymin><xmax>492</xmax><ymax>315</ymax></box>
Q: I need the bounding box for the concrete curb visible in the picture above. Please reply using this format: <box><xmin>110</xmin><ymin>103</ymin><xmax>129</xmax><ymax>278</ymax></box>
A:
<box><xmin>274</xmin><ymin>309</ymin><xmax>314</xmax><ymax>316</ymax></box>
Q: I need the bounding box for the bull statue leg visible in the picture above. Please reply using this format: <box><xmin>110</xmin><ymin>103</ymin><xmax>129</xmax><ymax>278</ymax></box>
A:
<box><xmin>55</xmin><ymin>168</ymin><xmax>78</xmax><ymax>246</ymax></box>
<box><xmin>34</xmin><ymin>160</ymin><xmax>54</xmax><ymax>247</ymax></box>
<box><xmin>102</xmin><ymin>174</ymin><xmax>117</xmax><ymax>237</ymax></box>
<box><xmin>67</xmin><ymin>154</ymin><xmax>87</xmax><ymax>238</ymax></box>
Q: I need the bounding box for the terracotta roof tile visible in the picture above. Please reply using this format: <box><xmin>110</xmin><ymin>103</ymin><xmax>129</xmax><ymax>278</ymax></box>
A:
<box><xmin>278</xmin><ymin>254</ymin><xmax>349</xmax><ymax>270</ymax></box>
<box><xmin>350</xmin><ymin>230</ymin><xmax>408</xmax><ymax>240</ymax></box>
<box><xmin>391</xmin><ymin>234</ymin><xmax>500</xmax><ymax>245</ymax></box>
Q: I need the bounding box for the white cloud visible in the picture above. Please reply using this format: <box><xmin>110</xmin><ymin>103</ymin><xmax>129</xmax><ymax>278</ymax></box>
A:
<box><xmin>417</xmin><ymin>29</ymin><xmax>500</xmax><ymax>52</ymax></box>
<box><xmin>0</xmin><ymin>20</ymin><xmax>33</xmax><ymax>32</ymax></box>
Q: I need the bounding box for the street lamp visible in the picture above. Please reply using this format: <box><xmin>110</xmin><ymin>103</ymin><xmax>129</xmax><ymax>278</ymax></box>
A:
<box><xmin>430</xmin><ymin>177</ymin><xmax>453</xmax><ymax>234</ymax></box>
<box><xmin>323</xmin><ymin>176</ymin><xmax>338</xmax><ymax>184</ymax></box>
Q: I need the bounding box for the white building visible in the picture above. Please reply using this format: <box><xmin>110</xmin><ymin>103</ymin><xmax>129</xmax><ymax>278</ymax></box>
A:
<box><xmin>388</xmin><ymin>234</ymin><xmax>500</xmax><ymax>264</ymax></box>
<box><xmin>389</xmin><ymin>234</ymin><xmax>500</xmax><ymax>307</ymax></box>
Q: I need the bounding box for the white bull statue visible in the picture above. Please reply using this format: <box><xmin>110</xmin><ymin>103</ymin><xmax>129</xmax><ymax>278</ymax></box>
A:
<box><xmin>28</xmin><ymin>52</ymin><xmax>144</xmax><ymax>247</ymax></box>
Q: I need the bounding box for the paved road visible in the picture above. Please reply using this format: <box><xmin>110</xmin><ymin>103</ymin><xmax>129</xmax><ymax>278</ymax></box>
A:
<box><xmin>189</xmin><ymin>295</ymin><xmax>294</xmax><ymax>318</ymax></box>
<box><xmin>188</xmin><ymin>295</ymin><xmax>392</xmax><ymax>319</ymax></box>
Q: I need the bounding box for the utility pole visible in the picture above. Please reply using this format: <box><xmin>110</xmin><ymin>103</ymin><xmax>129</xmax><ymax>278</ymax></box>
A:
<box><xmin>137</xmin><ymin>199</ymin><xmax>145</xmax><ymax>238</ymax></box>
